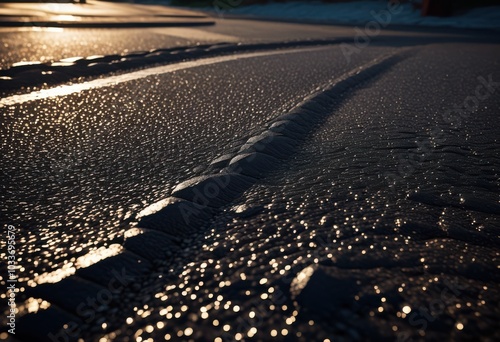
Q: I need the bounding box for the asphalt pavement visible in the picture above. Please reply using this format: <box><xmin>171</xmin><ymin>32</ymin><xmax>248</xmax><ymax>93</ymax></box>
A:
<box><xmin>0</xmin><ymin>0</ymin><xmax>213</xmax><ymax>27</ymax></box>
<box><xmin>0</xmin><ymin>3</ymin><xmax>499</xmax><ymax>342</ymax></box>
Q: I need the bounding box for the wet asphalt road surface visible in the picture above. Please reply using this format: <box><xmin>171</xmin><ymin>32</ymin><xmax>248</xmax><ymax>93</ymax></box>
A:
<box><xmin>1</xmin><ymin>18</ymin><xmax>499</xmax><ymax>342</ymax></box>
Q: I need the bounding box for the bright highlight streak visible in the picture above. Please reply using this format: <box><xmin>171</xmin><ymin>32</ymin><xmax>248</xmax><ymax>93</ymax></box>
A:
<box><xmin>33</xmin><ymin>244</ymin><xmax>123</xmax><ymax>285</ymax></box>
<box><xmin>0</xmin><ymin>46</ymin><xmax>330</xmax><ymax>108</ymax></box>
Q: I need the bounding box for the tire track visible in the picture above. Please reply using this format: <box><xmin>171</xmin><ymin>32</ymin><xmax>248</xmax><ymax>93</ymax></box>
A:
<box><xmin>11</xmin><ymin>49</ymin><xmax>412</xmax><ymax>342</ymax></box>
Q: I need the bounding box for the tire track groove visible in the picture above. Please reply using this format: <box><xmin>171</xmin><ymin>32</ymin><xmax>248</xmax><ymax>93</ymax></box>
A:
<box><xmin>12</xmin><ymin>49</ymin><xmax>411</xmax><ymax>341</ymax></box>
